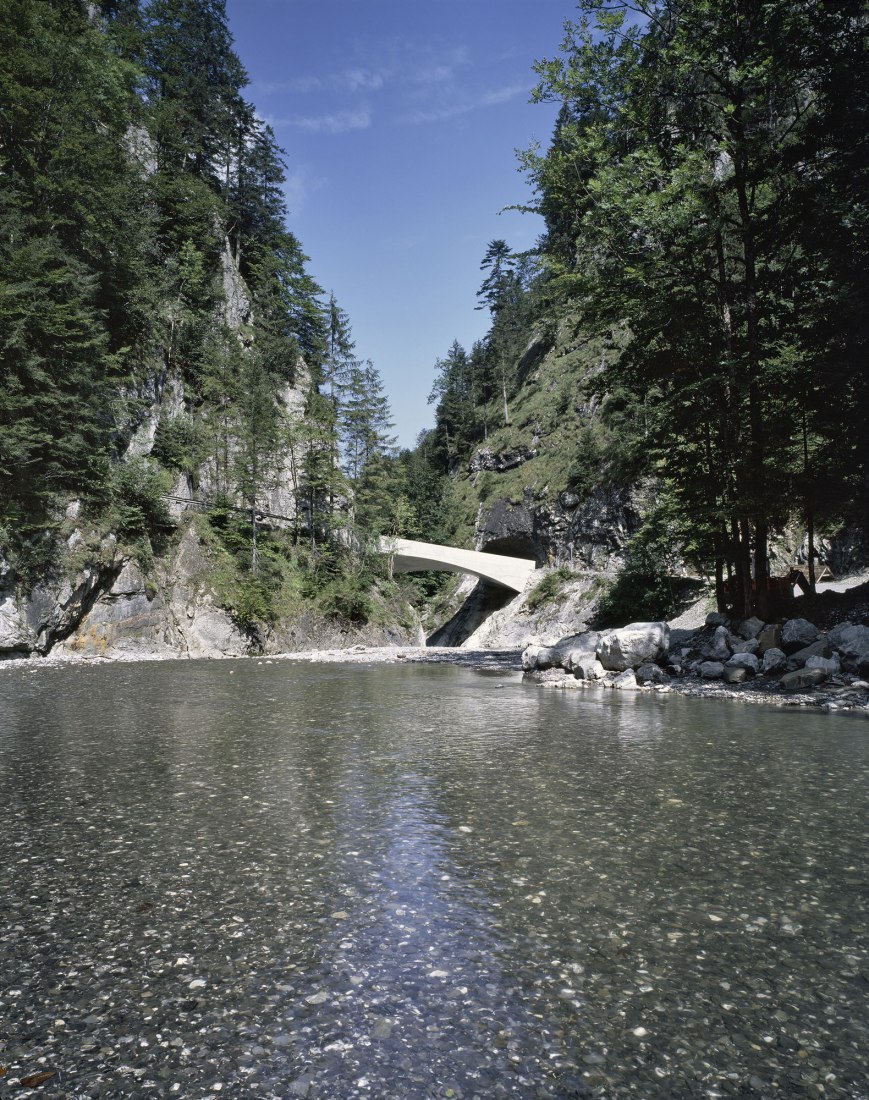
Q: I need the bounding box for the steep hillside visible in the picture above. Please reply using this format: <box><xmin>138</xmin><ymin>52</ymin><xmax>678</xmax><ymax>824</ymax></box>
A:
<box><xmin>418</xmin><ymin>0</ymin><xmax>868</xmax><ymax>635</ymax></box>
<box><xmin>0</xmin><ymin>0</ymin><xmax>426</xmax><ymax>659</ymax></box>
<box><xmin>442</xmin><ymin>319</ymin><xmax>647</xmax><ymax>571</ymax></box>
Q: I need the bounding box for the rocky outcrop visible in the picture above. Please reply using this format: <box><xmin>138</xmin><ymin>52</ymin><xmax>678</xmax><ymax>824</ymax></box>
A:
<box><xmin>3</xmin><ymin>517</ymin><xmax>424</xmax><ymax>664</ymax></box>
<box><xmin>476</xmin><ymin>484</ymin><xmax>645</xmax><ymax>571</ymax></box>
<box><xmin>523</xmin><ymin>609</ymin><xmax>869</xmax><ymax>697</ymax></box>
<box><xmin>522</xmin><ymin>621</ymin><xmax>669</xmax><ymax>681</ymax></box>
<box><xmin>51</xmin><ymin>527</ymin><xmax>247</xmax><ymax>659</ymax></box>
<box><xmin>596</xmin><ymin>622</ymin><xmax>670</xmax><ymax>671</ymax></box>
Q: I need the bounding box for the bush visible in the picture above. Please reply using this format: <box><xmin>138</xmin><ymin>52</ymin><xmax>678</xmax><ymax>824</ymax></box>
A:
<box><xmin>151</xmin><ymin>415</ymin><xmax>205</xmax><ymax>478</ymax></box>
<box><xmin>592</xmin><ymin>517</ymin><xmax>687</xmax><ymax>628</ymax></box>
<box><xmin>318</xmin><ymin>578</ymin><xmax>374</xmax><ymax>624</ymax></box>
<box><xmin>110</xmin><ymin>458</ymin><xmax>174</xmax><ymax>538</ymax></box>
<box><xmin>525</xmin><ymin>565</ymin><xmax>575</xmax><ymax>611</ymax></box>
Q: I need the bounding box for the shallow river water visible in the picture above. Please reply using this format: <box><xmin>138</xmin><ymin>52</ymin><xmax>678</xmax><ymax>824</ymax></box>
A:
<box><xmin>0</xmin><ymin>659</ymin><xmax>867</xmax><ymax>1099</ymax></box>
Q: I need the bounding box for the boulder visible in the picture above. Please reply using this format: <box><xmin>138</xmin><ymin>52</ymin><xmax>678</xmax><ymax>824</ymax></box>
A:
<box><xmin>829</xmin><ymin>624</ymin><xmax>869</xmax><ymax>674</ymax></box>
<box><xmin>521</xmin><ymin>642</ymin><xmax>547</xmax><ymax>671</ymax></box>
<box><xmin>705</xmin><ymin>612</ymin><xmax>730</xmax><ymax>628</ymax></box>
<box><xmin>723</xmin><ymin>665</ymin><xmax>750</xmax><ymax>684</ymax></box>
<box><xmin>570</xmin><ymin>654</ymin><xmax>606</xmax><ymax>681</ymax></box>
<box><xmin>757</xmin><ymin>624</ymin><xmax>782</xmax><ymax>654</ymax></box>
<box><xmin>700</xmin><ymin>661</ymin><xmax>725</xmax><ymax>679</ymax></box>
<box><xmin>636</xmin><ymin>662</ymin><xmax>670</xmax><ymax>685</ymax></box>
<box><xmin>701</xmin><ymin>625</ymin><xmax>731</xmax><ymax>662</ymax></box>
<box><xmin>737</xmin><ymin>616</ymin><xmax>765</xmax><ymax>640</ymax></box>
<box><xmin>556</xmin><ymin>631</ymin><xmax>602</xmax><ymax>669</ymax></box>
<box><xmin>731</xmin><ymin>637</ymin><xmax>760</xmax><ymax>655</ymax></box>
<box><xmin>827</xmin><ymin>621</ymin><xmax>856</xmax><ymax>649</ymax></box>
<box><xmin>762</xmin><ymin>647</ymin><xmax>788</xmax><ymax>674</ymax></box>
<box><xmin>725</xmin><ymin>652</ymin><xmax>759</xmax><ymax>675</ymax></box>
<box><xmin>522</xmin><ymin>631</ymin><xmax>603</xmax><ymax>673</ymax></box>
<box><xmin>787</xmin><ymin>637</ymin><xmax>832</xmax><ymax>669</ymax></box>
<box><xmin>780</xmin><ymin>667</ymin><xmax>828</xmax><ymax>691</ymax></box>
<box><xmin>596</xmin><ymin>622</ymin><xmax>670</xmax><ymax>672</ymax></box>
<box><xmin>805</xmin><ymin>654</ymin><xmax>841</xmax><ymax>677</ymax></box>
<box><xmin>780</xmin><ymin>618</ymin><xmax>820</xmax><ymax>654</ymax></box>
<box><xmin>611</xmin><ymin>668</ymin><xmax>639</xmax><ymax>690</ymax></box>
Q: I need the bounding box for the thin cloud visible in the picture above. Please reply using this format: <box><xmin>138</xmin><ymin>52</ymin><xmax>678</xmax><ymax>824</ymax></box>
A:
<box><xmin>281</xmin><ymin>108</ymin><xmax>372</xmax><ymax>134</ymax></box>
<box><xmin>254</xmin><ymin>45</ymin><xmax>469</xmax><ymax>99</ymax></box>
<box><xmin>401</xmin><ymin>83</ymin><xmax>527</xmax><ymax>125</ymax></box>
<box><xmin>282</xmin><ymin>166</ymin><xmax>322</xmax><ymax>213</ymax></box>
<box><xmin>255</xmin><ymin>68</ymin><xmax>386</xmax><ymax>96</ymax></box>
<box><xmin>343</xmin><ymin>67</ymin><xmax>386</xmax><ymax>92</ymax></box>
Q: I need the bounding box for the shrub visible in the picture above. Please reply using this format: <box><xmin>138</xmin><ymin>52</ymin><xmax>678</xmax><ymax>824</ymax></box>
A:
<box><xmin>525</xmin><ymin>565</ymin><xmax>575</xmax><ymax>611</ymax></box>
<box><xmin>110</xmin><ymin>458</ymin><xmax>174</xmax><ymax>538</ymax></box>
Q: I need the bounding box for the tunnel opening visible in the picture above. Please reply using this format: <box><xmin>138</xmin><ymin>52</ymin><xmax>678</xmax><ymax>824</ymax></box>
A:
<box><xmin>481</xmin><ymin>535</ymin><xmax>540</xmax><ymax>564</ymax></box>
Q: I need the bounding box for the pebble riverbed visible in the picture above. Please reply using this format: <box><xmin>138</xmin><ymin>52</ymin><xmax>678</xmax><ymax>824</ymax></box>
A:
<box><xmin>0</xmin><ymin>658</ymin><xmax>867</xmax><ymax>1098</ymax></box>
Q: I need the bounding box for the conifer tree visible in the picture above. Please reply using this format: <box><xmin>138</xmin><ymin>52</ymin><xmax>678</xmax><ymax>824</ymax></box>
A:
<box><xmin>0</xmin><ymin>0</ymin><xmax>140</xmax><ymax>524</ymax></box>
<box><xmin>525</xmin><ymin>0</ymin><xmax>867</xmax><ymax>616</ymax></box>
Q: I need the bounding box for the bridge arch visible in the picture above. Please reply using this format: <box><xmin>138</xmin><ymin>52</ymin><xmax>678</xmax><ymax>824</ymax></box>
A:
<box><xmin>379</xmin><ymin>537</ymin><xmax>537</xmax><ymax>593</ymax></box>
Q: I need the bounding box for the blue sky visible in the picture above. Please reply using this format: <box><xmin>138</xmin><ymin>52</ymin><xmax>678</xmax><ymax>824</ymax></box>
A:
<box><xmin>224</xmin><ymin>0</ymin><xmax>568</xmax><ymax>447</ymax></box>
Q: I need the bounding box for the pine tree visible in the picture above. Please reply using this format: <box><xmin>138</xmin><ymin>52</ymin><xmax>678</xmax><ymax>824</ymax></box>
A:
<box><xmin>526</xmin><ymin>0</ymin><xmax>868</xmax><ymax>616</ymax></box>
<box><xmin>0</xmin><ymin>0</ymin><xmax>140</xmax><ymax>525</ymax></box>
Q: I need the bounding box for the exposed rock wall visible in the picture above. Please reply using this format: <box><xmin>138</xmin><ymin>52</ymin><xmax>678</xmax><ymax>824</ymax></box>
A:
<box><xmin>476</xmin><ymin>484</ymin><xmax>645</xmax><ymax>570</ymax></box>
<box><xmin>1</xmin><ymin>521</ymin><xmax>422</xmax><ymax>663</ymax></box>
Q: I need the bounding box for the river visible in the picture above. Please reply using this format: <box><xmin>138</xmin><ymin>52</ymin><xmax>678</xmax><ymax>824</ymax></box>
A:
<box><xmin>0</xmin><ymin>659</ymin><xmax>866</xmax><ymax>1098</ymax></box>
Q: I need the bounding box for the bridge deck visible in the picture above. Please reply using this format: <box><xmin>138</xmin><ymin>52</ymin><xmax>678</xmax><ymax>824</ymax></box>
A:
<box><xmin>379</xmin><ymin>537</ymin><xmax>537</xmax><ymax>592</ymax></box>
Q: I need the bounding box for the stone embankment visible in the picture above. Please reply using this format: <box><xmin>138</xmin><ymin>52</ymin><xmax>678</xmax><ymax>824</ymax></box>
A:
<box><xmin>522</xmin><ymin>615</ymin><xmax>869</xmax><ymax>713</ymax></box>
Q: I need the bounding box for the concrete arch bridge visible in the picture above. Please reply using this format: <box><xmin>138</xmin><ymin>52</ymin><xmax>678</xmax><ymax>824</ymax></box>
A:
<box><xmin>379</xmin><ymin>537</ymin><xmax>537</xmax><ymax>593</ymax></box>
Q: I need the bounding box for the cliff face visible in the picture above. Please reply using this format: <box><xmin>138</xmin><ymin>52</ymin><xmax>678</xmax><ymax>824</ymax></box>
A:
<box><xmin>435</xmin><ymin>323</ymin><xmax>647</xmax><ymax>573</ymax></box>
<box><xmin>0</xmin><ymin>518</ymin><xmax>422</xmax><ymax>662</ymax></box>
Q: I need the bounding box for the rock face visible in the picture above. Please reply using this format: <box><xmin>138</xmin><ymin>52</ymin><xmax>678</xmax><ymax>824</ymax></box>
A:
<box><xmin>781</xmin><ymin>618</ymin><xmax>821</xmax><ymax>654</ymax></box>
<box><xmin>56</xmin><ymin>528</ymin><xmax>248</xmax><ymax>659</ymax></box>
<box><xmin>829</xmin><ymin>623</ymin><xmax>869</xmax><ymax>674</ymax></box>
<box><xmin>476</xmin><ymin>484</ymin><xmax>645</xmax><ymax>572</ymax></box>
<box><xmin>3</xmin><ymin>518</ymin><xmax>421</xmax><ymax>663</ymax></box>
<box><xmin>596</xmin><ymin>622</ymin><xmax>670</xmax><ymax>672</ymax></box>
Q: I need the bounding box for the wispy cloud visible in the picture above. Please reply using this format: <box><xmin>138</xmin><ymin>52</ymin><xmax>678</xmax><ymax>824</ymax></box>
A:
<box><xmin>253</xmin><ymin>42</ymin><xmax>519</xmax><ymax>135</ymax></box>
<box><xmin>401</xmin><ymin>83</ymin><xmax>527</xmax><ymax>125</ymax></box>
<box><xmin>282</xmin><ymin>166</ymin><xmax>321</xmax><ymax>213</ymax></box>
<box><xmin>280</xmin><ymin>108</ymin><xmax>372</xmax><ymax>134</ymax></box>
<box><xmin>343</xmin><ymin>67</ymin><xmax>386</xmax><ymax>92</ymax></box>
<box><xmin>255</xmin><ymin>68</ymin><xmax>386</xmax><ymax>97</ymax></box>
<box><xmin>253</xmin><ymin>44</ymin><xmax>469</xmax><ymax>100</ymax></box>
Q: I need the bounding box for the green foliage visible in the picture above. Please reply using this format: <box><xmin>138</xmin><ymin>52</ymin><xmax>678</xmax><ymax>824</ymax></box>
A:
<box><xmin>0</xmin><ymin>0</ymin><xmax>139</xmax><ymax>523</ymax></box>
<box><xmin>525</xmin><ymin>565</ymin><xmax>575</xmax><ymax>612</ymax></box>
<box><xmin>316</xmin><ymin>577</ymin><xmax>374</xmax><ymax>624</ymax></box>
<box><xmin>524</xmin><ymin>0</ymin><xmax>868</xmax><ymax>617</ymax></box>
<box><xmin>151</xmin><ymin>415</ymin><xmax>207</xmax><ymax>476</ymax></box>
<box><xmin>109</xmin><ymin>458</ymin><xmax>175</xmax><ymax>538</ymax></box>
<box><xmin>592</xmin><ymin>510</ymin><xmax>692</xmax><ymax>629</ymax></box>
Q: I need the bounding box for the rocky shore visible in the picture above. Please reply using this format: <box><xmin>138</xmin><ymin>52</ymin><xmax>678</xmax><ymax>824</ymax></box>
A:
<box><xmin>521</xmin><ymin>614</ymin><xmax>869</xmax><ymax>715</ymax></box>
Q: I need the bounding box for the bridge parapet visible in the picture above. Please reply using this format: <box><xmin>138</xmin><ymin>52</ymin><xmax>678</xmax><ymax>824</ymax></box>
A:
<box><xmin>379</xmin><ymin>537</ymin><xmax>537</xmax><ymax>593</ymax></box>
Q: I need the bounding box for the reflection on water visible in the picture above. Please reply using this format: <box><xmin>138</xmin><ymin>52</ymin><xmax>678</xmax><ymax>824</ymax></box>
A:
<box><xmin>0</xmin><ymin>660</ymin><xmax>867</xmax><ymax>1098</ymax></box>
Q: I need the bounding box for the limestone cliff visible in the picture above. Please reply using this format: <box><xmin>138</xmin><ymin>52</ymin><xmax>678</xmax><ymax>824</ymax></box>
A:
<box><xmin>0</xmin><ymin>518</ymin><xmax>422</xmax><ymax>662</ymax></box>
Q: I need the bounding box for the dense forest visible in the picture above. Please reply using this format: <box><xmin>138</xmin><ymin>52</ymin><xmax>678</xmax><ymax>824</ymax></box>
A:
<box><xmin>0</xmin><ymin>0</ymin><xmax>434</xmax><ymax>636</ymax></box>
<box><xmin>1</xmin><ymin>0</ymin><xmax>867</xmax><ymax>646</ymax></box>
<box><xmin>422</xmin><ymin>0</ymin><xmax>868</xmax><ymax>620</ymax></box>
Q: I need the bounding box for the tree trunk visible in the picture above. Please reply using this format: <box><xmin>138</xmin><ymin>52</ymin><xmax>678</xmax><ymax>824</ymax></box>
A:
<box><xmin>251</xmin><ymin>506</ymin><xmax>258</xmax><ymax>575</ymax></box>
